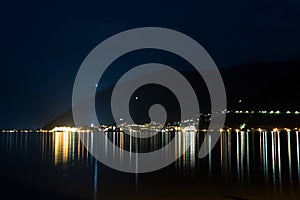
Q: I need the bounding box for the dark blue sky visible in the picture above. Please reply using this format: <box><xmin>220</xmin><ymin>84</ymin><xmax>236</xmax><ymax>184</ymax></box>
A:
<box><xmin>1</xmin><ymin>0</ymin><xmax>300</xmax><ymax>129</ymax></box>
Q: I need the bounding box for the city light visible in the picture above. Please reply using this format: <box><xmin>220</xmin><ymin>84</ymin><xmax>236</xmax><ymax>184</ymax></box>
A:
<box><xmin>258</xmin><ymin>128</ymin><xmax>262</xmax><ymax>132</ymax></box>
<box><xmin>51</xmin><ymin>127</ymin><xmax>78</xmax><ymax>132</ymax></box>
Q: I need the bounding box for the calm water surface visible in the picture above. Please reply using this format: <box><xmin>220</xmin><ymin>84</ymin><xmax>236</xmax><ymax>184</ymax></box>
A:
<box><xmin>0</xmin><ymin>130</ymin><xmax>300</xmax><ymax>199</ymax></box>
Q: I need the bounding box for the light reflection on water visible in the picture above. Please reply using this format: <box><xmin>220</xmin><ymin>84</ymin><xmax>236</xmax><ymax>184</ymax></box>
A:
<box><xmin>1</xmin><ymin>130</ymin><xmax>300</xmax><ymax>198</ymax></box>
<box><xmin>82</xmin><ymin>131</ymin><xmax>300</xmax><ymax>188</ymax></box>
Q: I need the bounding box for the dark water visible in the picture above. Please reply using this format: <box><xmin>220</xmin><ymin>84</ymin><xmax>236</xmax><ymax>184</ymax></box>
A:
<box><xmin>0</xmin><ymin>130</ymin><xmax>300</xmax><ymax>199</ymax></box>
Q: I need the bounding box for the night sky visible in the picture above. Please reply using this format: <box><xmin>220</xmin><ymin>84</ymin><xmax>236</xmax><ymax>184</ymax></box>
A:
<box><xmin>1</xmin><ymin>0</ymin><xmax>300</xmax><ymax>129</ymax></box>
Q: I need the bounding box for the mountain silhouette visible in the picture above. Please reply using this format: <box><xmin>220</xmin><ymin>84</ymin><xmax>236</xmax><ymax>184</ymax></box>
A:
<box><xmin>44</xmin><ymin>58</ymin><xmax>300</xmax><ymax>130</ymax></box>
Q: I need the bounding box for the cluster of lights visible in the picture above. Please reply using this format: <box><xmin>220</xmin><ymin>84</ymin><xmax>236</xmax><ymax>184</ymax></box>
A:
<box><xmin>235</xmin><ymin>110</ymin><xmax>255</xmax><ymax>114</ymax></box>
<box><xmin>0</xmin><ymin>129</ymin><xmax>50</xmax><ymax>133</ymax></box>
<box><xmin>1</xmin><ymin>111</ymin><xmax>300</xmax><ymax>135</ymax></box>
<box><xmin>51</xmin><ymin>126</ymin><xmax>78</xmax><ymax>132</ymax></box>
<box><xmin>234</xmin><ymin>110</ymin><xmax>300</xmax><ymax>115</ymax></box>
<box><xmin>1</xmin><ymin>126</ymin><xmax>300</xmax><ymax>134</ymax></box>
<box><xmin>215</xmin><ymin>127</ymin><xmax>300</xmax><ymax>133</ymax></box>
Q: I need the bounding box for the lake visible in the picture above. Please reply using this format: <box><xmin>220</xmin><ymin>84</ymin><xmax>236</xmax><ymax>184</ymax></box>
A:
<box><xmin>0</xmin><ymin>130</ymin><xmax>300</xmax><ymax>199</ymax></box>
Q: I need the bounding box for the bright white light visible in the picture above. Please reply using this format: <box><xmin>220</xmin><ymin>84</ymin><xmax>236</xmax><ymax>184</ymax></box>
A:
<box><xmin>52</xmin><ymin>126</ymin><xmax>78</xmax><ymax>132</ymax></box>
